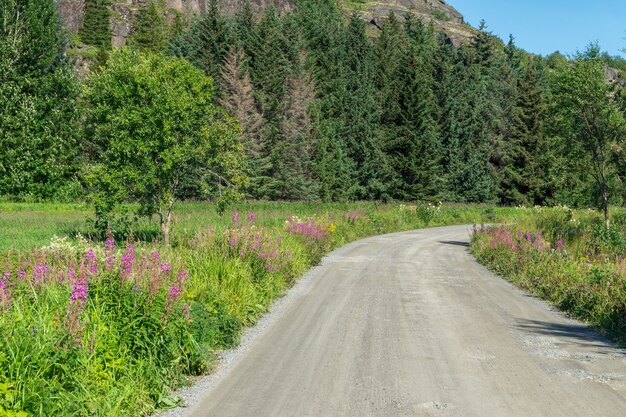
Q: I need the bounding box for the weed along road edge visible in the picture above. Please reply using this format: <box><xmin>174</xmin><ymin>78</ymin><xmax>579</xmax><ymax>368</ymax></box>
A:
<box><xmin>178</xmin><ymin>225</ymin><xmax>626</xmax><ymax>417</ymax></box>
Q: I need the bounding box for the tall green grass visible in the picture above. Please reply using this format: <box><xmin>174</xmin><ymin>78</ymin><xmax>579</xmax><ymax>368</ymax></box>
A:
<box><xmin>471</xmin><ymin>206</ymin><xmax>626</xmax><ymax>344</ymax></box>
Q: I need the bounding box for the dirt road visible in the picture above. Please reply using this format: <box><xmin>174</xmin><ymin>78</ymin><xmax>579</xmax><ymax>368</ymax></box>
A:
<box><xmin>185</xmin><ymin>225</ymin><xmax>626</xmax><ymax>417</ymax></box>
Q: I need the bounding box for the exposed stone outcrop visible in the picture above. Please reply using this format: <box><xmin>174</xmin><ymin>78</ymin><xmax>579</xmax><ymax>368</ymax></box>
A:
<box><xmin>56</xmin><ymin>0</ymin><xmax>471</xmax><ymax>47</ymax></box>
<box><xmin>354</xmin><ymin>0</ymin><xmax>475</xmax><ymax>46</ymax></box>
<box><xmin>58</xmin><ymin>0</ymin><xmax>294</xmax><ymax>47</ymax></box>
<box><xmin>605</xmin><ymin>66</ymin><xmax>621</xmax><ymax>84</ymax></box>
<box><xmin>57</xmin><ymin>0</ymin><xmax>84</xmax><ymax>33</ymax></box>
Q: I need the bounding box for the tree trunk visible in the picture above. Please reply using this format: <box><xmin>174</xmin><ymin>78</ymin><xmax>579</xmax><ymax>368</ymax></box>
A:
<box><xmin>160</xmin><ymin>200</ymin><xmax>175</xmax><ymax>246</ymax></box>
<box><xmin>600</xmin><ymin>161</ymin><xmax>610</xmax><ymax>229</ymax></box>
<box><xmin>602</xmin><ymin>191</ymin><xmax>610</xmax><ymax>229</ymax></box>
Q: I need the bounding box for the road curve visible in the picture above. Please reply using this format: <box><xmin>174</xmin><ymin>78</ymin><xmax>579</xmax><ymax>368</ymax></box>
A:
<box><xmin>185</xmin><ymin>225</ymin><xmax>626</xmax><ymax>417</ymax></box>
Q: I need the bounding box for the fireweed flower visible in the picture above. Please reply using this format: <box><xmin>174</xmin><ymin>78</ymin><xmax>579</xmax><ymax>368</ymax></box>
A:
<box><xmin>247</xmin><ymin>212</ymin><xmax>256</xmax><ymax>223</ymax></box>
<box><xmin>167</xmin><ymin>269</ymin><xmax>189</xmax><ymax>312</ymax></box>
<box><xmin>84</xmin><ymin>248</ymin><xmax>97</xmax><ymax>274</ymax></box>
<box><xmin>120</xmin><ymin>243</ymin><xmax>136</xmax><ymax>279</ymax></box>
<box><xmin>66</xmin><ymin>270</ymin><xmax>89</xmax><ymax>347</ymax></box>
<box><xmin>159</xmin><ymin>263</ymin><xmax>172</xmax><ymax>274</ymax></box>
<box><xmin>149</xmin><ymin>251</ymin><xmax>161</xmax><ymax>263</ymax></box>
<box><xmin>287</xmin><ymin>219</ymin><xmax>329</xmax><ymax>241</ymax></box>
<box><xmin>67</xmin><ymin>268</ymin><xmax>76</xmax><ymax>284</ymax></box>
<box><xmin>0</xmin><ymin>272</ymin><xmax>11</xmax><ymax>308</ymax></box>
<box><xmin>232</xmin><ymin>210</ymin><xmax>241</xmax><ymax>226</ymax></box>
<box><xmin>105</xmin><ymin>232</ymin><xmax>116</xmax><ymax>270</ymax></box>
<box><xmin>229</xmin><ymin>233</ymin><xmax>239</xmax><ymax>249</ymax></box>
<box><xmin>33</xmin><ymin>264</ymin><xmax>49</xmax><ymax>287</ymax></box>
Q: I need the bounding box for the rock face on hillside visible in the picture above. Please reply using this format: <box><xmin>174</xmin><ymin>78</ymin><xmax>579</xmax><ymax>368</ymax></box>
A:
<box><xmin>355</xmin><ymin>0</ymin><xmax>475</xmax><ymax>45</ymax></box>
<box><xmin>57</xmin><ymin>0</ymin><xmax>473</xmax><ymax>47</ymax></box>
<box><xmin>57</xmin><ymin>0</ymin><xmax>294</xmax><ymax>46</ymax></box>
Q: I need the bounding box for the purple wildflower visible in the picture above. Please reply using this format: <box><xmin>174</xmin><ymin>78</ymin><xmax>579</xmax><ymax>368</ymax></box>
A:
<box><xmin>0</xmin><ymin>272</ymin><xmax>11</xmax><ymax>308</ymax></box>
<box><xmin>247</xmin><ymin>212</ymin><xmax>256</xmax><ymax>223</ymax></box>
<box><xmin>105</xmin><ymin>231</ymin><xmax>116</xmax><ymax>270</ymax></box>
<box><xmin>232</xmin><ymin>210</ymin><xmax>241</xmax><ymax>226</ymax></box>
<box><xmin>66</xmin><ymin>270</ymin><xmax>89</xmax><ymax>347</ymax></box>
<box><xmin>33</xmin><ymin>264</ymin><xmax>49</xmax><ymax>287</ymax></box>
<box><xmin>84</xmin><ymin>248</ymin><xmax>97</xmax><ymax>274</ymax></box>
<box><xmin>167</xmin><ymin>269</ymin><xmax>189</xmax><ymax>302</ymax></box>
<box><xmin>120</xmin><ymin>243</ymin><xmax>136</xmax><ymax>279</ymax></box>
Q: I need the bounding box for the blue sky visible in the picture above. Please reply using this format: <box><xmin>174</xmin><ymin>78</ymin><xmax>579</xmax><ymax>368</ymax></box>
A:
<box><xmin>449</xmin><ymin>0</ymin><xmax>626</xmax><ymax>57</ymax></box>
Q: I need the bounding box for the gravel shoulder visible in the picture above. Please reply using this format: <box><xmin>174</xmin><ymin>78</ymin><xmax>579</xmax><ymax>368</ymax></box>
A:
<box><xmin>160</xmin><ymin>225</ymin><xmax>626</xmax><ymax>417</ymax></box>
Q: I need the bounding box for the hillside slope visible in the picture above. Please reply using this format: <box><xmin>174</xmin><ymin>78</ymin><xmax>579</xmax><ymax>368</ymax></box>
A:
<box><xmin>350</xmin><ymin>0</ymin><xmax>475</xmax><ymax>45</ymax></box>
<box><xmin>57</xmin><ymin>0</ymin><xmax>476</xmax><ymax>47</ymax></box>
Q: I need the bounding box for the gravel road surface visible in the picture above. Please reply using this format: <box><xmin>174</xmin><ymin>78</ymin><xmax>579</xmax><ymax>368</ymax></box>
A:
<box><xmin>170</xmin><ymin>225</ymin><xmax>626</xmax><ymax>417</ymax></box>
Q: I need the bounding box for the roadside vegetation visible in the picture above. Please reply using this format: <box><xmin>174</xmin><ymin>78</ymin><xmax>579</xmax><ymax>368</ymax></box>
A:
<box><xmin>471</xmin><ymin>206</ymin><xmax>626</xmax><ymax>344</ymax></box>
<box><xmin>0</xmin><ymin>201</ymin><xmax>509</xmax><ymax>416</ymax></box>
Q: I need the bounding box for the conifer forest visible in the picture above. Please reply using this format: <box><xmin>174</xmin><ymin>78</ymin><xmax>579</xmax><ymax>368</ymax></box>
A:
<box><xmin>2</xmin><ymin>0</ymin><xmax>625</xmax><ymax>218</ymax></box>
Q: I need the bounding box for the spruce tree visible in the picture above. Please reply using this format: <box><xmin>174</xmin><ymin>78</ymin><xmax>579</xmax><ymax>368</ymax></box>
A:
<box><xmin>251</xmin><ymin>6</ymin><xmax>290</xmax><ymax>123</ymax></box>
<box><xmin>169</xmin><ymin>0</ymin><xmax>232</xmax><ymax>94</ymax></box>
<box><xmin>247</xmin><ymin>6</ymin><xmax>311</xmax><ymax>199</ymax></box>
<box><xmin>128</xmin><ymin>0</ymin><xmax>167</xmax><ymax>53</ymax></box>
<box><xmin>80</xmin><ymin>0</ymin><xmax>111</xmax><ymax>48</ymax></box>
<box><xmin>0</xmin><ymin>0</ymin><xmax>80</xmax><ymax>199</ymax></box>
<box><xmin>386</xmin><ymin>15</ymin><xmax>442</xmax><ymax>200</ymax></box>
<box><xmin>439</xmin><ymin>45</ymin><xmax>496</xmax><ymax>203</ymax></box>
<box><xmin>499</xmin><ymin>58</ymin><xmax>551</xmax><ymax>205</ymax></box>
<box><xmin>233</xmin><ymin>0</ymin><xmax>260</xmax><ymax>66</ymax></box>
<box><xmin>374</xmin><ymin>12</ymin><xmax>405</xmax><ymax>196</ymax></box>
<box><xmin>219</xmin><ymin>47</ymin><xmax>266</xmax><ymax>197</ymax></box>
<box><xmin>295</xmin><ymin>0</ymin><xmax>354</xmax><ymax>201</ymax></box>
<box><xmin>275</xmin><ymin>70</ymin><xmax>319</xmax><ymax>200</ymax></box>
<box><xmin>338</xmin><ymin>13</ymin><xmax>391</xmax><ymax>200</ymax></box>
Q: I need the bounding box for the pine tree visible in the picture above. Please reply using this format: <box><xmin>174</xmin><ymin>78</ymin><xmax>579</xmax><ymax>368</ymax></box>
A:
<box><xmin>80</xmin><ymin>0</ymin><xmax>111</xmax><ymax>48</ymax></box>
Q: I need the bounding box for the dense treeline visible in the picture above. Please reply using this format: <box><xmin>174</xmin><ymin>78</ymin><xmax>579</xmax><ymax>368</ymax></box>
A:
<box><xmin>1</xmin><ymin>0</ymin><xmax>625</xmax><ymax>217</ymax></box>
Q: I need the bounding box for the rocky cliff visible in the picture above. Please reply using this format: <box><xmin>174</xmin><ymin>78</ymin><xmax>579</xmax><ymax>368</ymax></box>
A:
<box><xmin>57</xmin><ymin>0</ymin><xmax>474</xmax><ymax>47</ymax></box>
<box><xmin>354</xmin><ymin>0</ymin><xmax>475</xmax><ymax>45</ymax></box>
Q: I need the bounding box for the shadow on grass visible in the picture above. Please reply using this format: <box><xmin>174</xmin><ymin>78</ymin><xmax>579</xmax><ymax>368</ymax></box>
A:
<box><xmin>61</xmin><ymin>223</ymin><xmax>161</xmax><ymax>244</ymax></box>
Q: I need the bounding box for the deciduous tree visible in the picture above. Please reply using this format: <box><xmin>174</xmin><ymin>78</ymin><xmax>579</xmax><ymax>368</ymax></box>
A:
<box><xmin>83</xmin><ymin>48</ymin><xmax>244</xmax><ymax>243</ymax></box>
<box><xmin>550</xmin><ymin>44</ymin><xmax>626</xmax><ymax>226</ymax></box>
